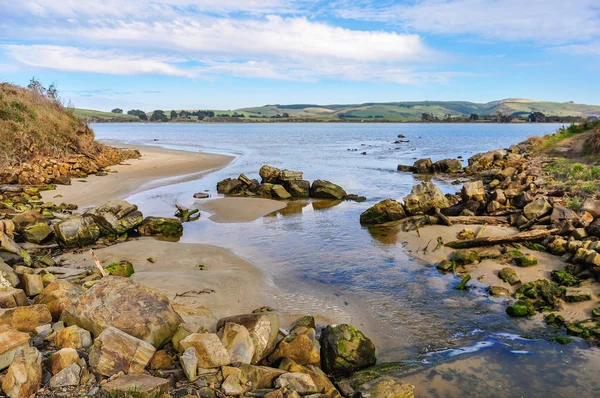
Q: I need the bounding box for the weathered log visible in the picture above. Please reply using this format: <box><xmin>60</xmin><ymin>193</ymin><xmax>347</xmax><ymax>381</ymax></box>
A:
<box><xmin>446</xmin><ymin>228</ymin><xmax>558</xmax><ymax>249</ymax></box>
<box><xmin>435</xmin><ymin>208</ymin><xmax>452</xmax><ymax>226</ymax></box>
<box><xmin>518</xmin><ymin>215</ymin><xmax>551</xmax><ymax>231</ymax></box>
<box><xmin>447</xmin><ymin>216</ymin><xmax>509</xmax><ymax>225</ymax></box>
<box><xmin>175</xmin><ymin>204</ymin><xmax>200</xmax><ymax>222</ymax></box>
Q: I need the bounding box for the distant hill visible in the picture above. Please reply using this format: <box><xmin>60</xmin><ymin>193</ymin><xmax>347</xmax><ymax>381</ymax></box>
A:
<box><xmin>75</xmin><ymin>98</ymin><xmax>600</xmax><ymax>122</ymax></box>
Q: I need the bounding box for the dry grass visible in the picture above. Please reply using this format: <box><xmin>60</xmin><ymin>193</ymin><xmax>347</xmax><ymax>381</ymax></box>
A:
<box><xmin>0</xmin><ymin>82</ymin><xmax>103</xmax><ymax>167</ymax></box>
<box><xmin>587</xmin><ymin>128</ymin><xmax>600</xmax><ymax>154</ymax></box>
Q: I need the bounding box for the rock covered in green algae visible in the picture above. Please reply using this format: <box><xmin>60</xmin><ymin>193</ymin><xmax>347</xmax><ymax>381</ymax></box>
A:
<box><xmin>514</xmin><ymin>279</ymin><xmax>564</xmax><ymax>313</ymax></box>
<box><xmin>310</xmin><ymin>180</ymin><xmax>347</xmax><ymax>200</ymax></box>
<box><xmin>506</xmin><ymin>299</ymin><xmax>536</xmax><ymax>317</ymax></box>
<box><xmin>451</xmin><ymin>249</ymin><xmax>480</xmax><ymax>265</ymax></box>
<box><xmin>285</xmin><ymin>180</ymin><xmax>310</xmax><ymax>198</ymax></box>
<box><xmin>487</xmin><ymin>286</ymin><xmax>510</xmax><ymax>297</ymax></box>
<box><xmin>514</xmin><ymin>254</ymin><xmax>538</xmax><ymax>267</ymax></box>
<box><xmin>320</xmin><ymin>324</ymin><xmax>376</xmax><ymax>377</ymax></box>
<box><xmin>138</xmin><ymin>216</ymin><xmax>183</xmax><ymax>238</ymax></box>
<box><xmin>54</xmin><ymin>214</ymin><xmax>100</xmax><ymax>248</ymax></box>
<box><xmin>545</xmin><ymin>313</ymin><xmax>565</xmax><ymax>327</ymax></box>
<box><xmin>457</xmin><ymin>228</ymin><xmax>475</xmax><ymax>240</ymax></box>
<box><xmin>85</xmin><ymin>199</ymin><xmax>143</xmax><ymax>237</ymax></box>
<box><xmin>549</xmin><ymin>336</ymin><xmax>572</xmax><ymax>345</ymax></box>
<box><xmin>564</xmin><ymin>291</ymin><xmax>592</xmax><ymax>303</ymax></box>
<box><xmin>104</xmin><ymin>261</ymin><xmax>135</xmax><ymax>278</ymax></box>
<box><xmin>22</xmin><ymin>222</ymin><xmax>52</xmax><ymax>244</ymax></box>
<box><xmin>359</xmin><ymin>199</ymin><xmax>406</xmax><ymax>225</ymax></box>
<box><xmin>436</xmin><ymin>260</ymin><xmax>455</xmax><ymax>273</ymax></box>
<box><xmin>498</xmin><ymin>267</ymin><xmax>521</xmax><ymax>286</ymax></box>
<box><xmin>550</xmin><ymin>270</ymin><xmax>579</xmax><ymax>287</ymax></box>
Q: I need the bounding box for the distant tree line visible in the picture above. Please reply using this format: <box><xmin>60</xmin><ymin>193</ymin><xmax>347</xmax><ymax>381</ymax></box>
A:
<box><xmin>420</xmin><ymin>112</ymin><xmax>586</xmax><ymax>123</ymax></box>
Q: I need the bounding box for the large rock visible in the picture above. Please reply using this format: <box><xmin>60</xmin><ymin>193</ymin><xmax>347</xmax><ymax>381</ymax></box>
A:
<box><xmin>138</xmin><ymin>216</ymin><xmax>183</xmax><ymax>238</ymax></box>
<box><xmin>0</xmin><ymin>325</ymin><xmax>30</xmax><ymax>371</ymax></box>
<box><xmin>11</xmin><ymin>210</ymin><xmax>45</xmax><ymax>232</ymax></box>
<box><xmin>2</xmin><ymin>347</ymin><xmax>42</xmax><ymax>398</ymax></box>
<box><xmin>238</xmin><ymin>364</ymin><xmax>286</xmax><ymax>389</ymax></box>
<box><xmin>21</xmin><ymin>222</ymin><xmax>52</xmax><ymax>244</ymax></box>
<box><xmin>101</xmin><ymin>374</ymin><xmax>170</xmax><ymax>397</ymax></box>
<box><xmin>54</xmin><ymin>214</ymin><xmax>100</xmax><ymax>248</ymax></box>
<box><xmin>54</xmin><ymin>325</ymin><xmax>92</xmax><ymax>349</ymax></box>
<box><xmin>320</xmin><ymin>324</ymin><xmax>376</xmax><ymax>376</ymax></box>
<box><xmin>268</xmin><ymin>327</ymin><xmax>320</xmax><ymax>366</ymax></box>
<box><xmin>412</xmin><ymin>158</ymin><xmax>433</xmax><ymax>173</ymax></box>
<box><xmin>286</xmin><ymin>180</ymin><xmax>310</xmax><ymax>198</ymax></box>
<box><xmin>461</xmin><ymin>181</ymin><xmax>485</xmax><ymax>202</ymax></box>
<box><xmin>280</xmin><ymin>169</ymin><xmax>303</xmax><ymax>181</ymax></box>
<box><xmin>218</xmin><ymin>323</ymin><xmax>255</xmax><ymax>364</ymax></box>
<box><xmin>17</xmin><ymin>273</ymin><xmax>43</xmax><ymax>297</ymax></box>
<box><xmin>88</xmin><ymin>327</ymin><xmax>156</xmax><ymax>376</ymax></box>
<box><xmin>403</xmin><ymin>181</ymin><xmax>450</xmax><ymax>215</ymax></box>
<box><xmin>581</xmin><ymin>198</ymin><xmax>600</xmax><ymax>218</ymax></box>
<box><xmin>60</xmin><ymin>277</ymin><xmax>182</xmax><ymax>348</ymax></box>
<box><xmin>34</xmin><ymin>280</ymin><xmax>84</xmax><ymax>320</ymax></box>
<box><xmin>260</xmin><ymin>165</ymin><xmax>282</xmax><ymax>184</ymax></box>
<box><xmin>0</xmin><ymin>260</ymin><xmax>19</xmax><ymax>288</ymax></box>
<box><xmin>48</xmin><ymin>348</ymin><xmax>80</xmax><ymax>375</ymax></box>
<box><xmin>275</xmin><ymin>372</ymin><xmax>318</xmax><ymax>394</ymax></box>
<box><xmin>179</xmin><ymin>333</ymin><xmax>231</xmax><ymax>368</ymax></box>
<box><xmin>360</xmin><ymin>199</ymin><xmax>406</xmax><ymax>225</ymax></box>
<box><xmin>310</xmin><ymin>180</ymin><xmax>347</xmax><ymax>200</ymax></box>
<box><xmin>278</xmin><ymin>358</ymin><xmax>337</xmax><ymax>394</ymax></box>
<box><xmin>272</xmin><ymin>184</ymin><xmax>292</xmax><ymax>200</ymax></box>
<box><xmin>523</xmin><ymin>197</ymin><xmax>552</xmax><ymax>220</ymax></box>
<box><xmin>0</xmin><ymin>288</ymin><xmax>28</xmax><ymax>308</ymax></box>
<box><xmin>49</xmin><ymin>362</ymin><xmax>82</xmax><ymax>389</ymax></box>
<box><xmin>217</xmin><ymin>178</ymin><xmax>244</xmax><ymax>195</ymax></box>
<box><xmin>217</xmin><ymin>312</ymin><xmax>279</xmax><ymax>363</ymax></box>
<box><xmin>85</xmin><ymin>199</ymin><xmax>144</xmax><ymax>237</ymax></box>
<box><xmin>432</xmin><ymin>158</ymin><xmax>462</xmax><ymax>173</ymax></box>
<box><xmin>0</xmin><ymin>305</ymin><xmax>52</xmax><ymax>332</ymax></box>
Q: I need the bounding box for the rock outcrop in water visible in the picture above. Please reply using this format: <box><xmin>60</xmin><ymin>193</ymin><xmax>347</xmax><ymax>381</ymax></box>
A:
<box><xmin>216</xmin><ymin>165</ymin><xmax>366</xmax><ymax>202</ymax></box>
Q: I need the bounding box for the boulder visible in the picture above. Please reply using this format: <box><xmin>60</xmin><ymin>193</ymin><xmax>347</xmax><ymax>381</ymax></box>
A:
<box><xmin>551</xmin><ymin>205</ymin><xmax>578</xmax><ymax>229</ymax></box>
<box><xmin>17</xmin><ymin>273</ymin><xmax>43</xmax><ymax>297</ymax></box>
<box><xmin>60</xmin><ymin>277</ymin><xmax>182</xmax><ymax>348</ymax></box>
<box><xmin>286</xmin><ymin>180</ymin><xmax>310</xmax><ymax>198</ymax></box>
<box><xmin>260</xmin><ymin>165</ymin><xmax>282</xmax><ymax>184</ymax></box>
<box><xmin>514</xmin><ymin>254</ymin><xmax>538</xmax><ymax>267</ymax></box>
<box><xmin>48</xmin><ymin>348</ymin><xmax>80</xmax><ymax>375</ymax></box>
<box><xmin>180</xmin><ymin>347</ymin><xmax>198</xmax><ymax>382</ymax></box>
<box><xmin>432</xmin><ymin>159</ymin><xmax>462</xmax><ymax>173</ymax></box>
<box><xmin>49</xmin><ymin>362</ymin><xmax>83</xmax><ymax>389</ymax></box>
<box><xmin>85</xmin><ymin>199</ymin><xmax>143</xmax><ymax>237</ymax></box>
<box><xmin>101</xmin><ymin>374</ymin><xmax>170</xmax><ymax>397</ymax></box>
<box><xmin>523</xmin><ymin>198</ymin><xmax>552</xmax><ymax>220</ymax></box>
<box><xmin>268</xmin><ymin>328</ymin><xmax>320</xmax><ymax>366</ymax></box>
<box><xmin>179</xmin><ymin>333</ymin><xmax>231</xmax><ymax>368</ymax></box>
<box><xmin>0</xmin><ymin>231</ymin><xmax>32</xmax><ymax>265</ymax></box>
<box><xmin>403</xmin><ymin>181</ymin><xmax>450</xmax><ymax>215</ymax></box>
<box><xmin>278</xmin><ymin>358</ymin><xmax>336</xmax><ymax>394</ymax></box>
<box><xmin>237</xmin><ymin>364</ymin><xmax>286</xmax><ymax>389</ymax></box>
<box><xmin>498</xmin><ymin>267</ymin><xmax>521</xmax><ymax>286</ymax></box>
<box><xmin>0</xmin><ymin>325</ymin><xmax>30</xmax><ymax>371</ymax></box>
<box><xmin>218</xmin><ymin>323</ymin><xmax>255</xmax><ymax>364</ymax></box>
<box><xmin>359</xmin><ymin>199</ymin><xmax>406</xmax><ymax>225</ymax></box>
<box><xmin>34</xmin><ymin>280</ymin><xmax>83</xmax><ymax>321</ymax></box>
<box><xmin>587</xmin><ymin>219</ymin><xmax>600</xmax><ymax>238</ymax></box>
<box><xmin>581</xmin><ymin>198</ymin><xmax>600</xmax><ymax>218</ymax></box>
<box><xmin>0</xmin><ymin>288</ymin><xmax>28</xmax><ymax>308</ymax></box>
<box><xmin>217</xmin><ymin>312</ymin><xmax>279</xmax><ymax>363</ymax></box>
<box><xmin>138</xmin><ymin>216</ymin><xmax>183</xmax><ymax>238</ymax></box>
<box><xmin>21</xmin><ymin>222</ymin><xmax>52</xmax><ymax>244</ymax></box>
<box><xmin>280</xmin><ymin>169</ymin><xmax>303</xmax><ymax>181</ymax></box>
<box><xmin>461</xmin><ymin>181</ymin><xmax>485</xmax><ymax>202</ymax></box>
<box><xmin>88</xmin><ymin>327</ymin><xmax>156</xmax><ymax>376</ymax></box>
<box><xmin>54</xmin><ymin>325</ymin><xmax>92</xmax><ymax>349</ymax></box>
<box><xmin>275</xmin><ymin>372</ymin><xmax>318</xmax><ymax>394</ymax></box>
<box><xmin>412</xmin><ymin>158</ymin><xmax>433</xmax><ymax>173</ymax></box>
<box><xmin>217</xmin><ymin>178</ymin><xmax>244</xmax><ymax>195</ymax></box>
<box><xmin>511</xmin><ymin>192</ymin><xmax>532</xmax><ymax>208</ymax></box>
<box><xmin>320</xmin><ymin>324</ymin><xmax>376</xmax><ymax>376</ymax></box>
<box><xmin>355</xmin><ymin>376</ymin><xmax>415</xmax><ymax>398</ymax></box>
<box><xmin>272</xmin><ymin>184</ymin><xmax>292</xmax><ymax>200</ymax></box>
<box><xmin>54</xmin><ymin>214</ymin><xmax>100</xmax><ymax>248</ymax></box>
<box><xmin>310</xmin><ymin>180</ymin><xmax>347</xmax><ymax>200</ymax></box>
<box><xmin>0</xmin><ymin>305</ymin><xmax>52</xmax><ymax>332</ymax></box>
<box><xmin>148</xmin><ymin>350</ymin><xmax>173</xmax><ymax>370</ymax></box>
<box><xmin>0</xmin><ymin>260</ymin><xmax>19</xmax><ymax>287</ymax></box>
<box><xmin>2</xmin><ymin>347</ymin><xmax>42</xmax><ymax>397</ymax></box>
<box><xmin>11</xmin><ymin>210</ymin><xmax>45</xmax><ymax>231</ymax></box>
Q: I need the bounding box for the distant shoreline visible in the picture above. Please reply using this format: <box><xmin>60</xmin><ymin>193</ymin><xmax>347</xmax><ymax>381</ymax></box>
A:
<box><xmin>86</xmin><ymin>119</ymin><xmax>572</xmax><ymax>125</ymax></box>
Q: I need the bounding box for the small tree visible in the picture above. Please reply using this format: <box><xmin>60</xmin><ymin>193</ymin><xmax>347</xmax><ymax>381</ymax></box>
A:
<box><xmin>469</xmin><ymin>113</ymin><xmax>479</xmax><ymax>121</ymax></box>
<box><xmin>150</xmin><ymin>110</ymin><xmax>168</xmax><ymax>122</ymax></box>
<box><xmin>111</xmin><ymin>108</ymin><xmax>123</xmax><ymax>114</ymax></box>
<box><xmin>170</xmin><ymin>110</ymin><xmax>178</xmax><ymax>119</ymax></box>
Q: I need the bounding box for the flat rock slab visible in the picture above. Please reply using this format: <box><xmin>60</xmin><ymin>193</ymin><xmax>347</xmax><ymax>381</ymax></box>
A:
<box><xmin>101</xmin><ymin>374</ymin><xmax>170</xmax><ymax>397</ymax></box>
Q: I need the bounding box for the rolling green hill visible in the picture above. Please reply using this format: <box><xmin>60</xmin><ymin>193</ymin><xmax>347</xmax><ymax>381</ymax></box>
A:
<box><xmin>75</xmin><ymin>98</ymin><xmax>600</xmax><ymax>122</ymax></box>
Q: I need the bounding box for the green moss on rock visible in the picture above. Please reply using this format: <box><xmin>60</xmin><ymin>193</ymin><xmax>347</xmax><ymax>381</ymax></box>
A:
<box><xmin>104</xmin><ymin>261</ymin><xmax>135</xmax><ymax>277</ymax></box>
<box><xmin>506</xmin><ymin>299</ymin><xmax>536</xmax><ymax>317</ymax></box>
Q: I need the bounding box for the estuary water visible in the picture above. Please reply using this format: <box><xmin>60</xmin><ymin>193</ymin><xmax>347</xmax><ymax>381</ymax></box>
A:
<box><xmin>93</xmin><ymin>123</ymin><xmax>600</xmax><ymax>397</ymax></box>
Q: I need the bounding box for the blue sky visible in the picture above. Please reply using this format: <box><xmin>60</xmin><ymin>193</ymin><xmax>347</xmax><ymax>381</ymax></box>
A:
<box><xmin>0</xmin><ymin>0</ymin><xmax>599</xmax><ymax>111</ymax></box>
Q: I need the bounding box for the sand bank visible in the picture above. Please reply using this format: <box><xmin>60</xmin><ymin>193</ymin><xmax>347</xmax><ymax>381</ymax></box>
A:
<box><xmin>41</xmin><ymin>144</ymin><xmax>234</xmax><ymax>209</ymax></box>
<box><xmin>198</xmin><ymin>197</ymin><xmax>287</xmax><ymax>223</ymax></box>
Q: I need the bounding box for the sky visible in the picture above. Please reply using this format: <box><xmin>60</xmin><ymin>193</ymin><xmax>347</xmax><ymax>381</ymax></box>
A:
<box><xmin>0</xmin><ymin>0</ymin><xmax>599</xmax><ymax>111</ymax></box>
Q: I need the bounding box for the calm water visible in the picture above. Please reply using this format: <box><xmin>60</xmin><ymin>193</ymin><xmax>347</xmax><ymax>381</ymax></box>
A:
<box><xmin>93</xmin><ymin>123</ymin><xmax>600</xmax><ymax>397</ymax></box>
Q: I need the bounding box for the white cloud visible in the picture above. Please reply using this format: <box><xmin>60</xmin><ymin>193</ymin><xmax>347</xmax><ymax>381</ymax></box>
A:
<box><xmin>4</xmin><ymin>45</ymin><xmax>195</xmax><ymax>78</ymax></box>
<box><xmin>332</xmin><ymin>0</ymin><xmax>600</xmax><ymax>43</ymax></box>
<box><xmin>551</xmin><ymin>42</ymin><xmax>600</xmax><ymax>56</ymax></box>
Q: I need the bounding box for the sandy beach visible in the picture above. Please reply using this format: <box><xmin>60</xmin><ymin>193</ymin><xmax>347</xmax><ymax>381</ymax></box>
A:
<box><xmin>41</xmin><ymin>144</ymin><xmax>234</xmax><ymax>209</ymax></box>
<box><xmin>198</xmin><ymin>197</ymin><xmax>287</xmax><ymax>222</ymax></box>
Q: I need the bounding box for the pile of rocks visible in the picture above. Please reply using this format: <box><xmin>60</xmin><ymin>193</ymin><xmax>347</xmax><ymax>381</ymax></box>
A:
<box><xmin>217</xmin><ymin>165</ymin><xmax>366</xmax><ymax>202</ymax></box>
<box><xmin>0</xmin><ymin>272</ymin><xmax>414</xmax><ymax>397</ymax></box>
<box><xmin>398</xmin><ymin>157</ymin><xmax>464</xmax><ymax>174</ymax></box>
<box><xmin>367</xmin><ymin>139</ymin><xmax>600</xmax><ymax>341</ymax></box>
<box><xmin>0</xmin><ymin>147</ymin><xmax>141</xmax><ymax>185</ymax></box>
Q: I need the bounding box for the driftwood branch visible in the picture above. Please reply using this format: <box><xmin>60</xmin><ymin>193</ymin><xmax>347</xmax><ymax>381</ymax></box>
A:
<box><xmin>446</xmin><ymin>229</ymin><xmax>558</xmax><ymax>249</ymax></box>
<box><xmin>435</xmin><ymin>208</ymin><xmax>452</xmax><ymax>226</ymax></box>
<box><xmin>89</xmin><ymin>249</ymin><xmax>107</xmax><ymax>277</ymax></box>
<box><xmin>173</xmin><ymin>289</ymin><xmax>215</xmax><ymax>299</ymax></box>
<box><xmin>447</xmin><ymin>216</ymin><xmax>509</xmax><ymax>225</ymax></box>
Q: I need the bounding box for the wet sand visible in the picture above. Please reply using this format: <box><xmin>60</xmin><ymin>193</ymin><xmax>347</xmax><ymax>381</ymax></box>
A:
<box><xmin>41</xmin><ymin>144</ymin><xmax>234</xmax><ymax>209</ymax></box>
<box><xmin>395</xmin><ymin>223</ymin><xmax>600</xmax><ymax>322</ymax></box>
<box><xmin>198</xmin><ymin>197</ymin><xmax>287</xmax><ymax>223</ymax></box>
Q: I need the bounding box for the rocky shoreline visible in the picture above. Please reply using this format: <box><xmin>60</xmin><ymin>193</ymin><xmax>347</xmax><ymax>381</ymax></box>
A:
<box><xmin>0</xmin><ymin>148</ymin><xmax>415</xmax><ymax>397</ymax></box>
<box><xmin>361</xmin><ymin>126</ymin><xmax>600</xmax><ymax>345</ymax></box>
